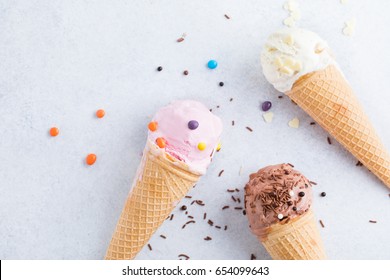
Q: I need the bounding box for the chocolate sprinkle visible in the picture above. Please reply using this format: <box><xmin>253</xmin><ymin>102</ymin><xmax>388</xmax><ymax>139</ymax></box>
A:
<box><xmin>243</xmin><ymin>210</ymin><xmax>246</xmax><ymax>215</ymax></box>
<box><xmin>251</xmin><ymin>254</ymin><xmax>256</xmax><ymax>260</ymax></box>
<box><xmin>369</xmin><ymin>220</ymin><xmax>377</xmax><ymax>223</ymax></box>
<box><xmin>195</xmin><ymin>200</ymin><xmax>205</xmax><ymax>206</ymax></box>
<box><xmin>208</xmin><ymin>220</ymin><xmax>214</xmax><ymax>226</ymax></box>
<box><xmin>178</xmin><ymin>254</ymin><xmax>190</xmax><ymax>260</ymax></box>
<box><xmin>231</xmin><ymin>196</ymin><xmax>237</xmax><ymax>202</ymax></box>
<box><xmin>183</xmin><ymin>70</ymin><xmax>189</xmax><ymax>75</ymax></box>
<box><xmin>160</xmin><ymin>235</ymin><xmax>166</xmax><ymax>239</ymax></box>
<box><xmin>319</xmin><ymin>220</ymin><xmax>325</xmax><ymax>228</ymax></box>
<box><xmin>204</xmin><ymin>236</ymin><xmax>212</xmax><ymax>241</ymax></box>
<box><xmin>356</xmin><ymin>161</ymin><xmax>363</xmax><ymax>166</ymax></box>
<box><xmin>180</xmin><ymin>205</ymin><xmax>187</xmax><ymax>211</ymax></box>
<box><xmin>147</xmin><ymin>244</ymin><xmax>152</xmax><ymax>251</ymax></box>
<box><xmin>278</xmin><ymin>95</ymin><xmax>283</xmax><ymax>99</ymax></box>
<box><xmin>182</xmin><ymin>220</ymin><xmax>195</xmax><ymax>229</ymax></box>
<box><xmin>218</xmin><ymin>170</ymin><xmax>224</xmax><ymax>177</ymax></box>
<box><xmin>298</xmin><ymin>192</ymin><xmax>305</xmax><ymax>197</ymax></box>
<box><xmin>232</xmin><ymin>120</ymin><xmax>235</xmax><ymax>126</ymax></box>
<box><xmin>321</xmin><ymin>192</ymin><xmax>326</xmax><ymax>197</ymax></box>
<box><xmin>224</xmin><ymin>225</ymin><xmax>228</xmax><ymax>230</ymax></box>
<box><xmin>246</xmin><ymin>126</ymin><xmax>253</xmax><ymax>132</ymax></box>
<box><xmin>170</xmin><ymin>214</ymin><xmax>174</xmax><ymax>220</ymax></box>
<box><xmin>227</xmin><ymin>189</ymin><xmax>235</xmax><ymax>192</ymax></box>
<box><xmin>177</xmin><ymin>37</ymin><xmax>184</xmax><ymax>42</ymax></box>
<box><xmin>224</xmin><ymin>14</ymin><xmax>230</xmax><ymax>19</ymax></box>
<box><xmin>309</xmin><ymin>181</ymin><xmax>317</xmax><ymax>185</ymax></box>
<box><xmin>188</xmin><ymin>215</ymin><xmax>194</xmax><ymax>219</ymax></box>
<box><xmin>234</xmin><ymin>207</ymin><xmax>243</xmax><ymax>210</ymax></box>
<box><xmin>310</xmin><ymin>122</ymin><xmax>316</xmax><ymax>125</ymax></box>
<box><xmin>222</xmin><ymin>206</ymin><xmax>229</xmax><ymax>210</ymax></box>
<box><xmin>157</xmin><ymin>66</ymin><xmax>163</xmax><ymax>71</ymax></box>
<box><xmin>327</xmin><ymin>137</ymin><xmax>332</xmax><ymax>145</ymax></box>
<box><xmin>185</xmin><ymin>195</ymin><xmax>192</xmax><ymax>199</ymax></box>
<box><xmin>230</xmin><ymin>98</ymin><xmax>233</xmax><ymax>102</ymax></box>
<box><xmin>292</xmin><ymin>207</ymin><xmax>297</xmax><ymax>211</ymax></box>
<box><xmin>215</xmin><ymin>225</ymin><xmax>221</xmax><ymax>229</ymax></box>
<box><xmin>203</xmin><ymin>213</ymin><xmax>207</xmax><ymax>220</ymax></box>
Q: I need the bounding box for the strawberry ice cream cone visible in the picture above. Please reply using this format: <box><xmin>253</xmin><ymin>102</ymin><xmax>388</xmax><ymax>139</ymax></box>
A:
<box><xmin>105</xmin><ymin>100</ymin><xmax>223</xmax><ymax>260</ymax></box>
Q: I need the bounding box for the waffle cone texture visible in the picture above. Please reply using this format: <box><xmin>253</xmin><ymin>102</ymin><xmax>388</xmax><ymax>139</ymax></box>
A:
<box><xmin>105</xmin><ymin>143</ymin><xmax>200</xmax><ymax>260</ymax></box>
<box><xmin>288</xmin><ymin>65</ymin><xmax>390</xmax><ymax>188</ymax></box>
<box><xmin>260</xmin><ymin>210</ymin><xmax>326</xmax><ymax>260</ymax></box>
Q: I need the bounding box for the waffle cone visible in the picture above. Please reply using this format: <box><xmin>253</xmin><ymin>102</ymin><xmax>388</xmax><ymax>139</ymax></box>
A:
<box><xmin>105</xmin><ymin>142</ymin><xmax>200</xmax><ymax>260</ymax></box>
<box><xmin>288</xmin><ymin>65</ymin><xmax>390</xmax><ymax>188</ymax></box>
<box><xmin>260</xmin><ymin>210</ymin><xmax>326</xmax><ymax>260</ymax></box>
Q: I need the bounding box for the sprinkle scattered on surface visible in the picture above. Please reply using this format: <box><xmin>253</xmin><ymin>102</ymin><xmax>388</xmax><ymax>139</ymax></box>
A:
<box><xmin>369</xmin><ymin>220</ymin><xmax>377</xmax><ymax>224</ymax></box>
<box><xmin>327</xmin><ymin>137</ymin><xmax>332</xmax><ymax>145</ymax></box>
<box><xmin>86</xmin><ymin>154</ymin><xmax>97</xmax><ymax>166</ymax></box>
<box><xmin>251</xmin><ymin>254</ymin><xmax>256</xmax><ymax>260</ymax></box>
<box><xmin>157</xmin><ymin>66</ymin><xmax>163</xmax><ymax>71</ymax></box>
<box><xmin>49</xmin><ymin>127</ymin><xmax>59</xmax><ymax>137</ymax></box>
<box><xmin>178</xmin><ymin>254</ymin><xmax>190</xmax><ymax>260</ymax></box>
<box><xmin>183</xmin><ymin>70</ymin><xmax>189</xmax><ymax>75</ymax></box>
<box><xmin>96</xmin><ymin>109</ymin><xmax>105</xmax><ymax>118</ymax></box>
<box><xmin>218</xmin><ymin>170</ymin><xmax>224</xmax><ymax>177</ymax></box>
<box><xmin>160</xmin><ymin>235</ymin><xmax>166</xmax><ymax>239</ymax></box>
<box><xmin>263</xmin><ymin>112</ymin><xmax>274</xmax><ymax>123</ymax></box>
<box><xmin>343</xmin><ymin>18</ymin><xmax>356</xmax><ymax>36</ymax></box>
<box><xmin>222</xmin><ymin>206</ymin><xmax>229</xmax><ymax>210</ymax></box>
<box><xmin>246</xmin><ymin>126</ymin><xmax>253</xmax><ymax>132</ymax></box>
<box><xmin>204</xmin><ymin>236</ymin><xmax>212</xmax><ymax>241</ymax></box>
<box><xmin>147</xmin><ymin>244</ymin><xmax>152</xmax><ymax>251</ymax></box>
<box><xmin>182</xmin><ymin>220</ymin><xmax>195</xmax><ymax>229</ymax></box>
<box><xmin>319</xmin><ymin>220</ymin><xmax>325</xmax><ymax>228</ymax></box>
<box><xmin>224</xmin><ymin>225</ymin><xmax>228</xmax><ymax>230</ymax></box>
<box><xmin>288</xmin><ymin>117</ymin><xmax>300</xmax><ymax>128</ymax></box>
<box><xmin>224</xmin><ymin>14</ymin><xmax>230</xmax><ymax>19</ymax></box>
<box><xmin>356</xmin><ymin>161</ymin><xmax>363</xmax><ymax>167</ymax></box>
<box><xmin>310</xmin><ymin>122</ymin><xmax>316</xmax><ymax>125</ymax></box>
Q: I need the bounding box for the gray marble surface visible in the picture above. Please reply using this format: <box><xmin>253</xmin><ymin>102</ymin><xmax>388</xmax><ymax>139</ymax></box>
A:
<box><xmin>0</xmin><ymin>0</ymin><xmax>389</xmax><ymax>259</ymax></box>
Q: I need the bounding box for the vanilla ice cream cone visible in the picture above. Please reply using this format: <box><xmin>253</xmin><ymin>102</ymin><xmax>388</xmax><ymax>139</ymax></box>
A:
<box><xmin>261</xmin><ymin>28</ymin><xmax>390</xmax><ymax>188</ymax></box>
<box><xmin>105</xmin><ymin>100</ymin><xmax>223</xmax><ymax>260</ymax></box>
<box><xmin>245</xmin><ymin>164</ymin><xmax>326</xmax><ymax>260</ymax></box>
<box><xmin>288</xmin><ymin>65</ymin><xmax>390</xmax><ymax>187</ymax></box>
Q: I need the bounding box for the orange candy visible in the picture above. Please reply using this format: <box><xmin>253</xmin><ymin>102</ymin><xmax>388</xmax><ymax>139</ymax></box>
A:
<box><xmin>96</xmin><ymin>109</ymin><xmax>105</xmax><ymax>118</ymax></box>
<box><xmin>49</xmin><ymin>127</ymin><xmax>59</xmax><ymax>137</ymax></box>
<box><xmin>86</xmin><ymin>154</ymin><xmax>97</xmax><ymax>165</ymax></box>
<box><xmin>148</xmin><ymin>121</ymin><xmax>158</xmax><ymax>131</ymax></box>
<box><xmin>156</xmin><ymin>137</ymin><xmax>166</xmax><ymax>148</ymax></box>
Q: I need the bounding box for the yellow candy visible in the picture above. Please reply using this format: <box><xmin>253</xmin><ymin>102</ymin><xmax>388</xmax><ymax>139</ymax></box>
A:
<box><xmin>197</xmin><ymin>142</ymin><xmax>206</xmax><ymax>151</ymax></box>
<box><xmin>216</xmin><ymin>143</ymin><xmax>221</xmax><ymax>151</ymax></box>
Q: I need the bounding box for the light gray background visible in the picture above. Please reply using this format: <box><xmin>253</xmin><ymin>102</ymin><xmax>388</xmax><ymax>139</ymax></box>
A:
<box><xmin>0</xmin><ymin>0</ymin><xmax>389</xmax><ymax>260</ymax></box>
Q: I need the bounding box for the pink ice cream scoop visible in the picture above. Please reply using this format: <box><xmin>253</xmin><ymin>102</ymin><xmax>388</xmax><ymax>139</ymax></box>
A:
<box><xmin>147</xmin><ymin>100</ymin><xmax>223</xmax><ymax>174</ymax></box>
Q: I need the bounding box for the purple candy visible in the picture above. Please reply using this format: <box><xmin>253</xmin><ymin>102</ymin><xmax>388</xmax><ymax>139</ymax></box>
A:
<box><xmin>188</xmin><ymin>120</ymin><xmax>199</xmax><ymax>130</ymax></box>
<box><xmin>261</xmin><ymin>101</ymin><xmax>272</xmax><ymax>111</ymax></box>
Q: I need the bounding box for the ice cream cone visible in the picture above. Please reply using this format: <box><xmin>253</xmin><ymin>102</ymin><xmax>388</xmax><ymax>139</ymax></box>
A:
<box><xmin>287</xmin><ymin>65</ymin><xmax>390</xmax><ymax>188</ymax></box>
<box><xmin>245</xmin><ymin>164</ymin><xmax>326</xmax><ymax>260</ymax></box>
<box><xmin>260</xmin><ymin>210</ymin><xmax>326</xmax><ymax>260</ymax></box>
<box><xmin>105</xmin><ymin>142</ymin><xmax>200</xmax><ymax>260</ymax></box>
<box><xmin>104</xmin><ymin>100</ymin><xmax>223</xmax><ymax>260</ymax></box>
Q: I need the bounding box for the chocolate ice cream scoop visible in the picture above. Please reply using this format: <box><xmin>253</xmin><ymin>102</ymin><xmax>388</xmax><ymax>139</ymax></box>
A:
<box><xmin>245</xmin><ymin>163</ymin><xmax>313</xmax><ymax>240</ymax></box>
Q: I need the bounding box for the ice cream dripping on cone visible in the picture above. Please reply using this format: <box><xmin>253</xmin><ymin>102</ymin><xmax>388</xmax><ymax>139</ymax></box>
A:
<box><xmin>261</xmin><ymin>28</ymin><xmax>390</xmax><ymax>188</ymax></box>
<box><xmin>244</xmin><ymin>163</ymin><xmax>326</xmax><ymax>260</ymax></box>
<box><xmin>105</xmin><ymin>100</ymin><xmax>223</xmax><ymax>260</ymax></box>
